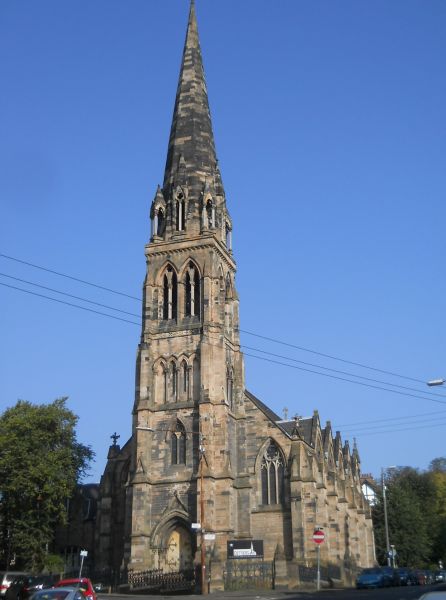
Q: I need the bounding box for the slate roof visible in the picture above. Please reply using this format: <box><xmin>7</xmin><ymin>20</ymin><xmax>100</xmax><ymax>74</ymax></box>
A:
<box><xmin>245</xmin><ymin>389</ymin><xmax>315</xmax><ymax>446</ymax></box>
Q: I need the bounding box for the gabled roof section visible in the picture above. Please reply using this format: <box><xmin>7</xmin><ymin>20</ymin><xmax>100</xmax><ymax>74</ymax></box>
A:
<box><xmin>245</xmin><ymin>389</ymin><xmax>314</xmax><ymax>444</ymax></box>
<box><xmin>245</xmin><ymin>389</ymin><xmax>281</xmax><ymax>422</ymax></box>
<box><xmin>163</xmin><ymin>0</ymin><xmax>221</xmax><ymax>196</ymax></box>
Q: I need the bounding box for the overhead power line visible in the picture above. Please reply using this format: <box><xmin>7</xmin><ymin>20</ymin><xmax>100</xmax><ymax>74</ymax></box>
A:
<box><xmin>334</xmin><ymin>408</ymin><xmax>446</xmax><ymax>428</ymax></box>
<box><xmin>339</xmin><ymin>413</ymin><xmax>446</xmax><ymax>433</ymax></box>
<box><xmin>240</xmin><ymin>328</ymin><xmax>428</xmax><ymax>385</ymax></box>
<box><xmin>242</xmin><ymin>351</ymin><xmax>446</xmax><ymax>406</ymax></box>
<box><xmin>0</xmin><ymin>273</ymin><xmax>141</xmax><ymax>318</ymax></box>
<box><xmin>0</xmin><ymin>253</ymin><xmax>140</xmax><ymax>301</ymax></box>
<box><xmin>353</xmin><ymin>420</ymin><xmax>446</xmax><ymax>437</ymax></box>
<box><xmin>242</xmin><ymin>344</ymin><xmax>446</xmax><ymax>400</ymax></box>
<box><xmin>0</xmin><ymin>282</ymin><xmax>141</xmax><ymax>326</ymax></box>
<box><xmin>1</xmin><ymin>251</ymin><xmax>440</xmax><ymax>396</ymax></box>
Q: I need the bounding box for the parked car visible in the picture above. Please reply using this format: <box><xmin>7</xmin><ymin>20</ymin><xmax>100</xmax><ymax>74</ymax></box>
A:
<box><xmin>379</xmin><ymin>566</ymin><xmax>400</xmax><ymax>586</ymax></box>
<box><xmin>396</xmin><ymin>567</ymin><xmax>418</xmax><ymax>585</ymax></box>
<box><xmin>356</xmin><ymin>568</ymin><xmax>392</xmax><ymax>589</ymax></box>
<box><xmin>0</xmin><ymin>574</ymin><xmax>30</xmax><ymax>597</ymax></box>
<box><xmin>424</xmin><ymin>570</ymin><xmax>436</xmax><ymax>584</ymax></box>
<box><xmin>413</xmin><ymin>569</ymin><xmax>428</xmax><ymax>585</ymax></box>
<box><xmin>30</xmin><ymin>587</ymin><xmax>86</xmax><ymax>600</ymax></box>
<box><xmin>5</xmin><ymin>575</ymin><xmax>60</xmax><ymax>600</ymax></box>
<box><xmin>435</xmin><ymin>570</ymin><xmax>446</xmax><ymax>583</ymax></box>
<box><xmin>53</xmin><ymin>580</ymin><xmax>95</xmax><ymax>600</ymax></box>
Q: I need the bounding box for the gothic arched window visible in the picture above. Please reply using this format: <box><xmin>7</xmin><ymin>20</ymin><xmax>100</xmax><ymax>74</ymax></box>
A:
<box><xmin>181</xmin><ymin>360</ymin><xmax>189</xmax><ymax>398</ymax></box>
<box><xmin>170</xmin><ymin>361</ymin><xmax>178</xmax><ymax>401</ymax></box>
<box><xmin>156</xmin><ymin>207</ymin><xmax>165</xmax><ymax>236</ymax></box>
<box><xmin>176</xmin><ymin>195</ymin><xmax>186</xmax><ymax>231</ymax></box>
<box><xmin>185</xmin><ymin>263</ymin><xmax>200</xmax><ymax>317</ymax></box>
<box><xmin>171</xmin><ymin>421</ymin><xmax>186</xmax><ymax>465</ymax></box>
<box><xmin>261</xmin><ymin>441</ymin><xmax>284</xmax><ymax>505</ymax></box>
<box><xmin>225</xmin><ymin>222</ymin><xmax>232</xmax><ymax>249</ymax></box>
<box><xmin>226</xmin><ymin>367</ymin><xmax>234</xmax><ymax>410</ymax></box>
<box><xmin>162</xmin><ymin>266</ymin><xmax>178</xmax><ymax>320</ymax></box>
<box><xmin>206</xmin><ymin>199</ymin><xmax>215</xmax><ymax>228</ymax></box>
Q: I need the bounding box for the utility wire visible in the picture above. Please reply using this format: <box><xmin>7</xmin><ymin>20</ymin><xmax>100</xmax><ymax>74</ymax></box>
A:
<box><xmin>0</xmin><ymin>282</ymin><xmax>141</xmax><ymax>326</ymax></box>
<box><xmin>0</xmin><ymin>273</ymin><xmax>141</xmax><ymax>318</ymax></box>
<box><xmin>0</xmin><ymin>253</ymin><xmax>140</xmax><ymax>301</ymax></box>
<box><xmin>339</xmin><ymin>414</ymin><xmax>446</xmax><ymax>433</ymax></box>
<box><xmin>242</xmin><ymin>344</ymin><xmax>446</xmax><ymax>400</ymax></box>
<box><xmin>2</xmin><ymin>275</ymin><xmax>444</xmax><ymax>406</ymax></box>
<box><xmin>1</xmin><ymin>251</ymin><xmax>439</xmax><ymax>391</ymax></box>
<box><xmin>334</xmin><ymin>408</ymin><xmax>446</xmax><ymax>429</ymax></box>
<box><xmin>243</xmin><ymin>351</ymin><xmax>446</xmax><ymax>406</ymax></box>
<box><xmin>239</xmin><ymin>328</ymin><xmax>428</xmax><ymax>385</ymax></box>
<box><xmin>354</xmin><ymin>420</ymin><xmax>446</xmax><ymax>437</ymax></box>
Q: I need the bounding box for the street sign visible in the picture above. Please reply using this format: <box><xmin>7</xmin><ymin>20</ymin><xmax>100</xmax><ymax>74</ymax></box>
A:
<box><xmin>191</xmin><ymin>523</ymin><xmax>201</xmax><ymax>529</ymax></box>
<box><xmin>204</xmin><ymin>533</ymin><xmax>215</xmax><ymax>541</ymax></box>
<box><xmin>80</xmin><ymin>550</ymin><xmax>88</xmax><ymax>557</ymax></box>
<box><xmin>313</xmin><ymin>529</ymin><xmax>325</xmax><ymax>544</ymax></box>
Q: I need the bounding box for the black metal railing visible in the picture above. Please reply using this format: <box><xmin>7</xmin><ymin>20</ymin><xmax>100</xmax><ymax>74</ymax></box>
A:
<box><xmin>223</xmin><ymin>560</ymin><xmax>274</xmax><ymax>590</ymax></box>
<box><xmin>126</xmin><ymin>568</ymin><xmax>195</xmax><ymax>592</ymax></box>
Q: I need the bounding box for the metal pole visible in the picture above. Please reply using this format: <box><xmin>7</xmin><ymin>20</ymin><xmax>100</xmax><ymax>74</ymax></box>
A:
<box><xmin>316</xmin><ymin>544</ymin><xmax>320</xmax><ymax>591</ymax></box>
<box><xmin>382</xmin><ymin>468</ymin><xmax>391</xmax><ymax>567</ymax></box>
<box><xmin>200</xmin><ymin>432</ymin><xmax>207</xmax><ymax>595</ymax></box>
<box><xmin>78</xmin><ymin>553</ymin><xmax>85</xmax><ymax>579</ymax></box>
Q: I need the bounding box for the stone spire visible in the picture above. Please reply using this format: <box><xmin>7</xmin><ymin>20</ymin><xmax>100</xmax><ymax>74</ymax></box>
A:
<box><xmin>162</xmin><ymin>0</ymin><xmax>222</xmax><ymax>197</ymax></box>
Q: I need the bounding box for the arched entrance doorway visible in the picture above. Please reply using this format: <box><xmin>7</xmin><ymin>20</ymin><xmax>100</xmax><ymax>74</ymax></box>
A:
<box><xmin>164</xmin><ymin>525</ymin><xmax>194</xmax><ymax>571</ymax></box>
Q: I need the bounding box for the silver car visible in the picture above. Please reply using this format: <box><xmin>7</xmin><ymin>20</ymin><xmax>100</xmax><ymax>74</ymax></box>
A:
<box><xmin>30</xmin><ymin>588</ymin><xmax>85</xmax><ymax>600</ymax></box>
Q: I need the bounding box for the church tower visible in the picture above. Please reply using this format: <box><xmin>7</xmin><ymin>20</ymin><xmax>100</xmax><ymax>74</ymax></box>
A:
<box><xmin>95</xmin><ymin>2</ymin><xmax>375</xmax><ymax>591</ymax></box>
<box><xmin>128</xmin><ymin>0</ymin><xmax>246</xmax><ymax>579</ymax></box>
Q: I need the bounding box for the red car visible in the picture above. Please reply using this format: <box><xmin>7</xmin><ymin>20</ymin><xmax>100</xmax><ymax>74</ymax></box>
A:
<box><xmin>54</xmin><ymin>579</ymin><xmax>96</xmax><ymax>600</ymax></box>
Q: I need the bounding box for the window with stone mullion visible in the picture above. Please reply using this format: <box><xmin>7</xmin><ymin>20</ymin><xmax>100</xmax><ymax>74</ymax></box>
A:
<box><xmin>261</xmin><ymin>442</ymin><xmax>284</xmax><ymax>505</ymax></box>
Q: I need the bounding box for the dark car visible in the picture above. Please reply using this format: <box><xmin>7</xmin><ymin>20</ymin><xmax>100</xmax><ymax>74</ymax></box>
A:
<box><xmin>356</xmin><ymin>568</ymin><xmax>391</xmax><ymax>589</ymax></box>
<box><xmin>0</xmin><ymin>574</ymin><xmax>30</xmax><ymax>598</ymax></box>
<box><xmin>5</xmin><ymin>575</ymin><xmax>60</xmax><ymax>600</ymax></box>
<box><xmin>380</xmin><ymin>566</ymin><xmax>400</xmax><ymax>586</ymax></box>
<box><xmin>397</xmin><ymin>567</ymin><xmax>417</xmax><ymax>585</ymax></box>
<box><xmin>435</xmin><ymin>571</ymin><xmax>446</xmax><ymax>583</ymax></box>
<box><xmin>413</xmin><ymin>570</ymin><xmax>428</xmax><ymax>585</ymax></box>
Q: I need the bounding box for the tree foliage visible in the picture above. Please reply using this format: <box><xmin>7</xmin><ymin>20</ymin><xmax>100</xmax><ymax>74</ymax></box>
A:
<box><xmin>372</xmin><ymin>458</ymin><xmax>446</xmax><ymax>569</ymax></box>
<box><xmin>0</xmin><ymin>398</ymin><xmax>94</xmax><ymax>572</ymax></box>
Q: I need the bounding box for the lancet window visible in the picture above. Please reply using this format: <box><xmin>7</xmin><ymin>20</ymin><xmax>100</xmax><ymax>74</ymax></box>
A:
<box><xmin>206</xmin><ymin>199</ymin><xmax>215</xmax><ymax>228</ymax></box>
<box><xmin>181</xmin><ymin>360</ymin><xmax>190</xmax><ymax>398</ymax></box>
<box><xmin>171</xmin><ymin>361</ymin><xmax>178</xmax><ymax>401</ymax></box>
<box><xmin>171</xmin><ymin>421</ymin><xmax>186</xmax><ymax>465</ymax></box>
<box><xmin>185</xmin><ymin>262</ymin><xmax>200</xmax><ymax>317</ymax></box>
<box><xmin>176</xmin><ymin>193</ymin><xmax>186</xmax><ymax>231</ymax></box>
<box><xmin>261</xmin><ymin>441</ymin><xmax>285</xmax><ymax>505</ymax></box>
<box><xmin>154</xmin><ymin>207</ymin><xmax>165</xmax><ymax>237</ymax></box>
<box><xmin>225</xmin><ymin>221</ymin><xmax>232</xmax><ymax>250</ymax></box>
<box><xmin>162</xmin><ymin>266</ymin><xmax>178</xmax><ymax>320</ymax></box>
<box><xmin>226</xmin><ymin>367</ymin><xmax>234</xmax><ymax>410</ymax></box>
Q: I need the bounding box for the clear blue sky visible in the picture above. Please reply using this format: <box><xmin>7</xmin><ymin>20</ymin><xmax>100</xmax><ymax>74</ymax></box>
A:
<box><xmin>1</xmin><ymin>0</ymin><xmax>445</xmax><ymax>483</ymax></box>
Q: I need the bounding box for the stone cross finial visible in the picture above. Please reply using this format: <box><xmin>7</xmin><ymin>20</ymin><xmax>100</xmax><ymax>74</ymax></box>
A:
<box><xmin>111</xmin><ymin>432</ymin><xmax>120</xmax><ymax>446</ymax></box>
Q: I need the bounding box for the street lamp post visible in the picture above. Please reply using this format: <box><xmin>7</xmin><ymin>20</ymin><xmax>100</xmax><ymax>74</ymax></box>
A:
<box><xmin>427</xmin><ymin>378</ymin><xmax>445</xmax><ymax>387</ymax></box>
<box><xmin>136</xmin><ymin>423</ymin><xmax>207</xmax><ymax>594</ymax></box>
<box><xmin>381</xmin><ymin>466</ymin><xmax>396</xmax><ymax>567</ymax></box>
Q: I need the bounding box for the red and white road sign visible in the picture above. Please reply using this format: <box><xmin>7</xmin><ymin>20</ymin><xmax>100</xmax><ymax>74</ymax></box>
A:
<box><xmin>313</xmin><ymin>529</ymin><xmax>325</xmax><ymax>544</ymax></box>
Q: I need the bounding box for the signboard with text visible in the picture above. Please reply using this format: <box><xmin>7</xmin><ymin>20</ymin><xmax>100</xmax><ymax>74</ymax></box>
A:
<box><xmin>227</xmin><ymin>540</ymin><xmax>264</xmax><ymax>559</ymax></box>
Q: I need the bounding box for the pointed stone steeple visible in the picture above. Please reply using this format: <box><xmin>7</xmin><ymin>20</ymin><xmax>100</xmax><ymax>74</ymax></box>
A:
<box><xmin>163</xmin><ymin>0</ymin><xmax>221</xmax><ymax>197</ymax></box>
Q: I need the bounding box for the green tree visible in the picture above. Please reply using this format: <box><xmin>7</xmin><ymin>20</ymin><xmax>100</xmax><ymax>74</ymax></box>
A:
<box><xmin>0</xmin><ymin>398</ymin><xmax>94</xmax><ymax>572</ymax></box>
<box><xmin>428</xmin><ymin>458</ymin><xmax>446</xmax><ymax>567</ymax></box>
<box><xmin>372</xmin><ymin>462</ymin><xmax>446</xmax><ymax>569</ymax></box>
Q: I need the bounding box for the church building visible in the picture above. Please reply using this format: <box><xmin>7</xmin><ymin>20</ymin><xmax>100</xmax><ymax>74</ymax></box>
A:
<box><xmin>95</xmin><ymin>1</ymin><xmax>375</xmax><ymax>591</ymax></box>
